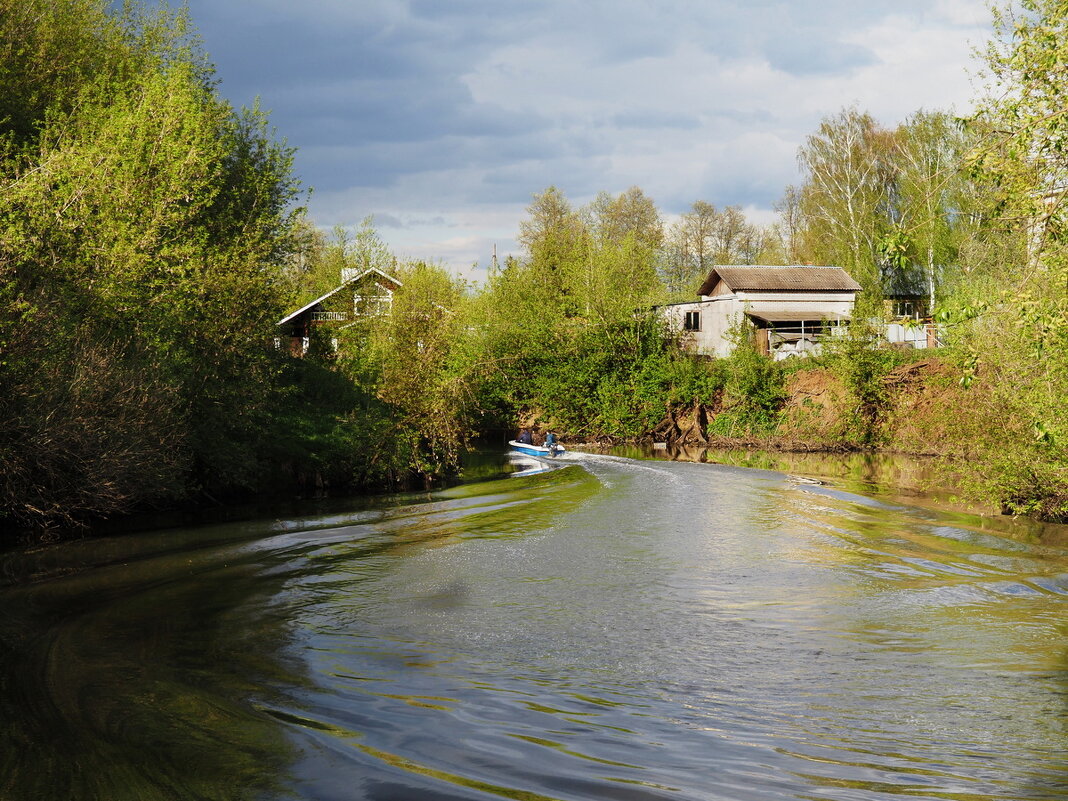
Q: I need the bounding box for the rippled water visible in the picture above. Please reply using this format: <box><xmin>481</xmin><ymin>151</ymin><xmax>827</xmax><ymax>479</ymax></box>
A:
<box><xmin>1</xmin><ymin>452</ymin><xmax>1066</xmax><ymax>800</ymax></box>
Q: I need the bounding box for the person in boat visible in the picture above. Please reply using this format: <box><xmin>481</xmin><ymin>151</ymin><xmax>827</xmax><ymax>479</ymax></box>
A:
<box><xmin>545</xmin><ymin>430</ymin><xmax>559</xmax><ymax>456</ymax></box>
<box><xmin>517</xmin><ymin>428</ymin><xmax>533</xmax><ymax>445</ymax></box>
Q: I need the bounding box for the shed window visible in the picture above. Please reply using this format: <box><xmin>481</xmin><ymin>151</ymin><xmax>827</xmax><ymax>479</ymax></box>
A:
<box><xmin>684</xmin><ymin>311</ymin><xmax>701</xmax><ymax>331</ymax></box>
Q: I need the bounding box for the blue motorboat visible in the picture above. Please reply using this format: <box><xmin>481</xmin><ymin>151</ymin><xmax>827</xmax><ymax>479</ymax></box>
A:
<box><xmin>508</xmin><ymin>439</ymin><xmax>565</xmax><ymax>458</ymax></box>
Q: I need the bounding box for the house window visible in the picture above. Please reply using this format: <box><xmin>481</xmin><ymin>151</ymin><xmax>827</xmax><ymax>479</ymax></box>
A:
<box><xmin>355</xmin><ymin>286</ymin><xmax>393</xmax><ymax>316</ymax></box>
<box><xmin>684</xmin><ymin>311</ymin><xmax>701</xmax><ymax>331</ymax></box>
<box><xmin>892</xmin><ymin>300</ymin><xmax>916</xmax><ymax>319</ymax></box>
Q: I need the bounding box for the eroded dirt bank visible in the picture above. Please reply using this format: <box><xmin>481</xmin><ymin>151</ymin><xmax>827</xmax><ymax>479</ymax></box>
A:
<box><xmin>639</xmin><ymin>357</ymin><xmax>980</xmax><ymax>458</ymax></box>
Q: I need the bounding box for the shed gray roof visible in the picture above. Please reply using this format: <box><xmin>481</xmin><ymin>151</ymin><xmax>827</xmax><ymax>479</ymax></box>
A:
<box><xmin>698</xmin><ymin>265</ymin><xmax>862</xmax><ymax>296</ymax></box>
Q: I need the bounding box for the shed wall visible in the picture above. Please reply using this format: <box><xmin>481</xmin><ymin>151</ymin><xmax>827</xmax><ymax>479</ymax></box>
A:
<box><xmin>660</xmin><ymin>291</ymin><xmax>857</xmax><ymax>357</ymax></box>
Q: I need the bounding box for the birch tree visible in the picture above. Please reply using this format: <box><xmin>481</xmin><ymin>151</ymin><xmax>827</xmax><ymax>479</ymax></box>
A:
<box><xmin>891</xmin><ymin>110</ymin><xmax>970</xmax><ymax>311</ymax></box>
<box><xmin>662</xmin><ymin>200</ymin><xmax>718</xmax><ymax>296</ymax></box>
<box><xmin>797</xmin><ymin>108</ymin><xmax>894</xmax><ymax>297</ymax></box>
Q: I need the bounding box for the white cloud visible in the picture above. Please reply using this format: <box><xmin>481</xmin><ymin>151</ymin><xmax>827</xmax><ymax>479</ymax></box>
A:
<box><xmin>184</xmin><ymin>0</ymin><xmax>994</xmax><ymax>272</ymax></box>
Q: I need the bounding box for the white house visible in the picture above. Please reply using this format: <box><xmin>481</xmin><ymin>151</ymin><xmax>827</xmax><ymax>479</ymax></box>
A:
<box><xmin>659</xmin><ymin>265</ymin><xmax>863</xmax><ymax>359</ymax></box>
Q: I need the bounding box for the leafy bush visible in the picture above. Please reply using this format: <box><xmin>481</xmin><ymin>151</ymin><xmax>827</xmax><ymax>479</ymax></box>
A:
<box><xmin>718</xmin><ymin>320</ymin><xmax>787</xmax><ymax>433</ymax></box>
<box><xmin>822</xmin><ymin>321</ymin><xmax>902</xmax><ymax>445</ymax></box>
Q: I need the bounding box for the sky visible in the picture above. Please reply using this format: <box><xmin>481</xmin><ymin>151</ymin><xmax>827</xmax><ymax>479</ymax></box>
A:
<box><xmin>180</xmin><ymin>0</ymin><xmax>993</xmax><ymax>279</ymax></box>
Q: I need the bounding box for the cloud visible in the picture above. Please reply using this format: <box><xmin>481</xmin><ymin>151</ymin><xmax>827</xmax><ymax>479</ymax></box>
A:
<box><xmin>373</xmin><ymin>213</ymin><xmax>454</xmax><ymax>230</ymax></box>
<box><xmin>764</xmin><ymin>35</ymin><xmax>877</xmax><ymax>76</ymax></box>
<box><xmin>612</xmin><ymin>111</ymin><xmax>702</xmax><ymax>130</ymax></box>
<box><xmin>181</xmin><ymin>0</ymin><xmax>992</xmax><ymax>271</ymax></box>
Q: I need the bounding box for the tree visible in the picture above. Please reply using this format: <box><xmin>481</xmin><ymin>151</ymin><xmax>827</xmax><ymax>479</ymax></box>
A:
<box><xmin>1</xmin><ymin>0</ymin><xmax>128</xmax><ymax>146</ymax></box>
<box><xmin>662</xmin><ymin>200</ymin><xmax>718</xmax><ymax>296</ymax></box>
<box><xmin>773</xmin><ymin>185</ymin><xmax>808</xmax><ymax>263</ymax></box>
<box><xmin>357</xmin><ymin>261</ymin><xmax>471</xmax><ymax>479</ymax></box>
<box><xmin>797</xmin><ymin>108</ymin><xmax>896</xmax><ymax>299</ymax></box>
<box><xmin>949</xmin><ymin>0</ymin><xmax>1068</xmax><ymax>518</ymax></box>
<box><xmin>0</xmin><ymin>1</ymin><xmax>302</xmax><ymax>527</ymax></box>
<box><xmin>661</xmin><ymin>201</ymin><xmax>778</xmax><ymax>298</ymax></box>
<box><xmin>891</xmin><ymin>110</ymin><xmax>969</xmax><ymax>311</ymax></box>
<box><xmin>711</xmin><ymin>205</ymin><xmax>749</xmax><ymax>263</ymax></box>
<box><xmin>517</xmin><ymin>186</ymin><xmax>585</xmax><ymax>314</ymax></box>
<box><xmin>585</xmin><ymin>186</ymin><xmax>664</xmax><ymax>252</ymax></box>
<box><xmin>971</xmin><ymin>0</ymin><xmax>1068</xmax><ymax>263</ymax></box>
<box><xmin>293</xmin><ymin>217</ymin><xmax>398</xmax><ymax>306</ymax></box>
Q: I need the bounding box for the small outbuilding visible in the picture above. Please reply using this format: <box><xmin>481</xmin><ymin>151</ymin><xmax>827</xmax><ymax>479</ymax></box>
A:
<box><xmin>659</xmin><ymin>265</ymin><xmax>863</xmax><ymax>359</ymax></box>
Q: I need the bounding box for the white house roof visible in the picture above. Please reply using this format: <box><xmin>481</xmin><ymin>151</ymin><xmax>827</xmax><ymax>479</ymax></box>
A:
<box><xmin>277</xmin><ymin>266</ymin><xmax>402</xmax><ymax>326</ymax></box>
<box><xmin>699</xmin><ymin>265</ymin><xmax>862</xmax><ymax>296</ymax></box>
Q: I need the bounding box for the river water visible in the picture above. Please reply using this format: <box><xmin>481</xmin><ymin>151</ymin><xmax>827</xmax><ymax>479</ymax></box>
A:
<box><xmin>1</xmin><ymin>451</ymin><xmax>1066</xmax><ymax>800</ymax></box>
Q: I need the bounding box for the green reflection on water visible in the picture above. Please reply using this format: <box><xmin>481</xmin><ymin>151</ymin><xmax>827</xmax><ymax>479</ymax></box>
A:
<box><xmin>609</xmin><ymin>443</ymin><xmax>946</xmax><ymax>495</ymax></box>
<box><xmin>0</xmin><ymin>526</ymin><xmax>300</xmax><ymax>801</ymax></box>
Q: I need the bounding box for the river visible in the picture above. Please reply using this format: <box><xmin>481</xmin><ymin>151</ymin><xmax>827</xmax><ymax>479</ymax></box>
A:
<box><xmin>1</xmin><ymin>450</ymin><xmax>1065</xmax><ymax>800</ymax></box>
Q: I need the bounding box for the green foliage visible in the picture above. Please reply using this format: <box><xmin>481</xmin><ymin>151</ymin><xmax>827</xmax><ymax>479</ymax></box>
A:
<box><xmin>662</xmin><ymin>353</ymin><xmax>728</xmax><ymax>407</ymax></box>
<box><xmin>824</xmin><ymin>320</ymin><xmax>900</xmax><ymax>446</ymax></box>
<box><xmin>284</xmin><ymin>218</ymin><xmax>401</xmax><ymax>316</ymax></box>
<box><xmin>934</xmin><ymin>0</ymin><xmax>1068</xmax><ymax>519</ymax></box>
<box><xmin>717</xmin><ymin>320</ymin><xmax>787</xmax><ymax>433</ymax></box>
<box><xmin>876</xmin><ymin>227</ymin><xmax>912</xmax><ymax>274</ymax></box>
<box><xmin>0</xmin><ymin>0</ymin><xmax>303</xmax><ymax>529</ymax></box>
<box><xmin>0</xmin><ymin>0</ymin><xmax>204</xmax><ymax>149</ymax></box>
<box><xmin>795</xmin><ymin>107</ymin><xmax>893</xmax><ymax>295</ymax></box>
<box><xmin>457</xmin><ymin>185</ymin><xmax>679</xmax><ymax>440</ymax></box>
<box><xmin>892</xmin><ymin>110</ymin><xmax>971</xmax><ymax>311</ymax></box>
<box><xmin>789</xmin><ymin>106</ymin><xmax>979</xmax><ymax>311</ymax></box>
<box><xmin>450</xmin><ymin>187</ymin><xmax>793</xmax><ymax>446</ymax></box>
<box><xmin>22</xmin><ymin>0</ymin><xmax>1068</xmax><ymax>531</ymax></box>
<box><xmin>321</xmin><ymin>260</ymin><xmax>475</xmax><ymax>487</ymax></box>
<box><xmin>971</xmin><ymin>0</ymin><xmax>1068</xmax><ymax>247</ymax></box>
<box><xmin>584</xmin><ymin>186</ymin><xmax>664</xmax><ymax>254</ymax></box>
<box><xmin>534</xmin><ymin>320</ymin><xmax>672</xmax><ymax>439</ymax></box>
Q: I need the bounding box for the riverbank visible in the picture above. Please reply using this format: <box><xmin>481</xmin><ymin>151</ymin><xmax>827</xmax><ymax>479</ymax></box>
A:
<box><xmin>6</xmin><ymin>355</ymin><xmax>1058</xmax><ymax>544</ymax></box>
<box><xmin>552</xmin><ymin>355</ymin><xmax>1067</xmax><ymax>524</ymax></box>
<box><xmin>638</xmin><ymin>357</ymin><xmax>976</xmax><ymax>456</ymax></box>
<box><xmin>554</xmin><ymin>357</ymin><xmax>968</xmax><ymax>455</ymax></box>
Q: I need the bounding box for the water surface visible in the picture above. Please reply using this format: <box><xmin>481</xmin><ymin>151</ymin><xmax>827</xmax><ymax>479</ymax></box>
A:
<box><xmin>2</xmin><ymin>452</ymin><xmax>1065</xmax><ymax>800</ymax></box>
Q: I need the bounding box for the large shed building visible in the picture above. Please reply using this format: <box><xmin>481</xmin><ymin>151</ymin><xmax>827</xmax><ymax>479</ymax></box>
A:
<box><xmin>659</xmin><ymin>265</ymin><xmax>863</xmax><ymax>359</ymax></box>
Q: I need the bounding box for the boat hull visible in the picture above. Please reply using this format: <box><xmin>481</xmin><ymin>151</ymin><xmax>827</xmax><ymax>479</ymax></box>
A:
<box><xmin>508</xmin><ymin>440</ymin><xmax>565</xmax><ymax>457</ymax></box>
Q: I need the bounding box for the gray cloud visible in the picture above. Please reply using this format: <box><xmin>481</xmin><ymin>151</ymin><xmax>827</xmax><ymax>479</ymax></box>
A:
<box><xmin>764</xmin><ymin>34</ymin><xmax>878</xmax><ymax>76</ymax></box>
<box><xmin>178</xmin><ymin>0</ymin><xmax>989</xmax><ymax>269</ymax></box>
<box><xmin>611</xmin><ymin>111</ymin><xmax>702</xmax><ymax>130</ymax></box>
<box><xmin>373</xmin><ymin>213</ymin><xmax>453</xmax><ymax>229</ymax></box>
<box><xmin>480</xmin><ymin>155</ymin><xmax>613</xmax><ymax>205</ymax></box>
